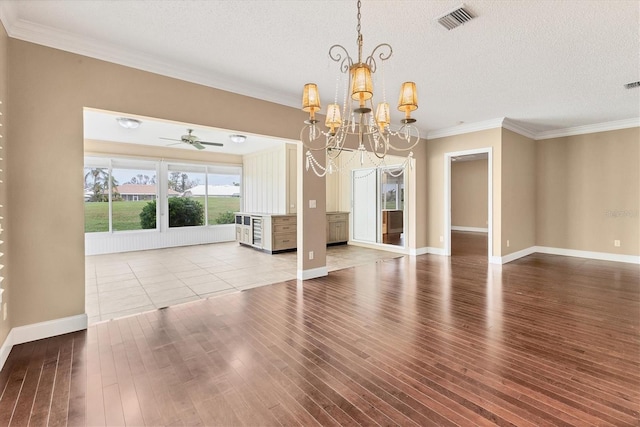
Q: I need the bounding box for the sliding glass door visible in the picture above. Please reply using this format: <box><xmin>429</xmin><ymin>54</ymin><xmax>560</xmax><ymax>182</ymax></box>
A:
<box><xmin>351</xmin><ymin>165</ymin><xmax>405</xmax><ymax>247</ymax></box>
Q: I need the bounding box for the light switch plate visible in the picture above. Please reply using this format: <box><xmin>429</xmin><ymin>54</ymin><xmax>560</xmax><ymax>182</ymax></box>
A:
<box><xmin>309</xmin><ymin>200</ymin><xmax>316</xmax><ymax>208</ymax></box>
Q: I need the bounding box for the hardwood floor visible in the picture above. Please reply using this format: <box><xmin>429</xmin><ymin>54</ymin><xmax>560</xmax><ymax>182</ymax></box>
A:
<box><xmin>1</xmin><ymin>235</ymin><xmax>639</xmax><ymax>426</ymax></box>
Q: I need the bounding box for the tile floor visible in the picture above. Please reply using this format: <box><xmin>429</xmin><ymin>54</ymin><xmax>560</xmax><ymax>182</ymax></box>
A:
<box><xmin>85</xmin><ymin>242</ymin><xmax>402</xmax><ymax>324</ymax></box>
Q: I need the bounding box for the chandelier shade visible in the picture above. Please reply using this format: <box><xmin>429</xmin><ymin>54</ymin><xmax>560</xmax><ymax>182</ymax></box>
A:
<box><xmin>325</xmin><ymin>103</ymin><xmax>342</xmax><ymax>134</ymax></box>
<box><xmin>299</xmin><ymin>0</ymin><xmax>421</xmax><ymax>177</ymax></box>
<box><xmin>302</xmin><ymin>83</ymin><xmax>321</xmax><ymax>120</ymax></box>
<box><xmin>350</xmin><ymin>64</ymin><xmax>373</xmax><ymax>104</ymax></box>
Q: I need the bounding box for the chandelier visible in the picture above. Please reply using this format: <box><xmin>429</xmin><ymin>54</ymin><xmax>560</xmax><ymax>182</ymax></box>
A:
<box><xmin>301</xmin><ymin>0</ymin><xmax>420</xmax><ymax>177</ymax></box>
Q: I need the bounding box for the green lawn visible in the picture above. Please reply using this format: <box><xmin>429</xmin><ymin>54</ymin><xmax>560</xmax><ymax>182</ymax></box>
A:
<box><xmin>84</xmin><ymin>197</ymin><xmax>240</xmax><ymax>233</ymax></box>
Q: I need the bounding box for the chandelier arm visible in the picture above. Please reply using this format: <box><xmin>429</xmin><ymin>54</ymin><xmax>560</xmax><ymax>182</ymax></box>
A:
<box><xmin>365</xmin><ymin>43</ymin><xmax>392</xmax><ymax>73</ymax></box>
<box><xmin>329</xmin><ymin>44</ymin><xmax>353</xmax><ymax>73</ymax></box>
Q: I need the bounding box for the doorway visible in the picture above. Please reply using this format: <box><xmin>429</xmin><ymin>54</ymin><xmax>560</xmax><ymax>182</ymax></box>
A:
<box><xmin>352</xmin><ymin>165</ymin><xmax>406</xmax><ymax>248</ymax></box>
<box><xmin>444</xmin><ymin>148</ymin><xmax>493</xmax><ymax>261</ymax></box>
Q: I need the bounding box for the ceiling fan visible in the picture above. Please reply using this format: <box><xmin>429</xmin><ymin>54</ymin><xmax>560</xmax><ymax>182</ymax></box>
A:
<box><xmin>160</xmin><ymin>129</ymin><xmax>223</xmax><ymax>150</ymax></box>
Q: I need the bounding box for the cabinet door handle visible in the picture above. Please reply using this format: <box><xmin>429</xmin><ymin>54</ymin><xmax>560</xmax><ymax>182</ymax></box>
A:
<box><xmin>282</xmin><ymin>239</ymin><xmax>290</xmax><ymax>243</ymax></box>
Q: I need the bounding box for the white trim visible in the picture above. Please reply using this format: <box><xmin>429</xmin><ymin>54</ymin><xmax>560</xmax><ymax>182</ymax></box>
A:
<box><xmin>501</xmin><ymin>118</ymin><xmax>538</xmax><ymax>139</ymax></box>
<box><xmin>427</xmin><ymin>118</ymin><xmax>505</xmax><ymax>140</ymax></box>
<box><xmin>409</xmin><ymin>247</ymin><xmax>429</xmax><ymax>256</ymax></box>
<box><xmin>0</xmin><ymin>328</ymin><xmax>13</xmax><ymax>372</ymax></box>
<box><xmin>535</xmin><ymin>246</ymin><xmax>640</xmax><ymax>265</ymax></box>
<box><xmin>0</xmin><ymin>288</ymin><xmax>3</xmax><ymax>304</ymax></box>
<box><xmin>427</xmin><ymin>247</ymin><xmax>446</xmax><ymax>256</ymax></box>
<box><xmin>12</xmin><ymin>314</ymin><xmax>88</xmax><ymax>345</ymax></box>
<box><xmin>535</xmin><ymin>118</ymin><xmax>640</xmax><ymax>140</ymax></box>
<box><xmin>2</xmin><ymin>15</ymin><xmax>298</xmax><ymax>112</ymax></box>
<box><xmin>444</xmin><ymin>147</ymin><xmax>493</xmax><ymax>262</ymax></box>
<box><xmin>494</xmin><ymin>246</ymin><xmax>537</xmax><ymax>264</ymax></box>
<box><xmin>297</xmin><ymin>266</ymin><xmax>329</xmax><ymax>281</ymax></box>
<box><xmin>451</xmin><ymin>226</ymin><xmax>488</xmax><ymax>233</ymax></box>
<box><xmin>348</xmin><ymin>240</ymin><xmax>409</xmax><ymax>255</ymax></box>
<box><xmin>426</xmin><ymin>117</ymin><xmax>639</xmax><ymax>141</ymax></box>
<box><xmin>0</xmin><ymin>313</ymin><xmax>88</xmax><ymax>372</ymax></box>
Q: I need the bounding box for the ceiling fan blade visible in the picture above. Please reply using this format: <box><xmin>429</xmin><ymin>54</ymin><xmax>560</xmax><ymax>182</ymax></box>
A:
<box><xmin>192</xmin><ymin>141</ymin><xmax>206</xmax><ymax>150</ymax></box>
<box><xmin>159</xmin><ymin>137</ymin><xmax>182</xmax><ymax>142</ymax></box>
<box><xmin>199</xmin><ymin>141</ymin><xmax>224</xmax><ymax>147</ymax></box>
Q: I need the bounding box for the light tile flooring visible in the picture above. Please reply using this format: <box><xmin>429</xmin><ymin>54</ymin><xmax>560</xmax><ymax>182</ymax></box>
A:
<box><xmin>85</xmin><ymin>242</ymin><xmax>403</xmax><ymax>325</ymax></box>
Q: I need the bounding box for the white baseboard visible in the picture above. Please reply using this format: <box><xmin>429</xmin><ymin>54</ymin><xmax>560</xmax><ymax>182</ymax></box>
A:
<box><xmin>348</xmin><ymin>240</ymin><xmax>410</xmax><ymax>255</ymax></box>
<box><xmin>297</xmin><ymin>266</ymin><xmax>329</xmax><ymax>280</ymax></box>
<box><xmin>409</xmin><ymin>247</ymin><xmax>430</xmax><ymax>256</ymax></box>
<box><xmin>0</xmin><ymin>313</ymin><xmax>88</xmax><ymax>372</ymax></box>
<box><xmin>451</xmin><ymin>226</ymin><xmax>488</xmax><ymax>233</ymax></box>
<box><xmin>535</xmin><ymin>246</ymin><xmax>640</xmax><ymax>265</ymax></box>
<box><xmin>492</xmin><ymin>246</ymin><xmax>537</xmax><ymax>264</ymax></box>
<box><xmin>427</xmin><ymin>247</ymin><xmax>446</xmax><ymax>256</ymax></box>
<box><xmin>0</xmin><ymin>329</ymin><xmax>14</xmax><ymax>372</ymax></box>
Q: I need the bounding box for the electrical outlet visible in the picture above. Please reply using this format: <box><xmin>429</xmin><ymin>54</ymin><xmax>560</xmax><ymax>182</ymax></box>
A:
<box><xmin>439</xmin><ymin>236</ymin><xmax>444</xmax><ymax>242</ymax></box>
<box><xmin>507</xmin><ymin>240</ymin><xmax>510</xmax><ymax>247</ymax></box>
<box><xmin>309</xmin><ymin>199</ymin><xmax>316</xmax><ymax>208</ymax></box>
<box><xmin>614</xmin><ymin>240</ymin><xmax>621</xmax><ymax>247</ymax></box>
<box><xmin>309</xmin><ymin>251</ymin><xmax>314</xmax><ymax>260</ymax></box>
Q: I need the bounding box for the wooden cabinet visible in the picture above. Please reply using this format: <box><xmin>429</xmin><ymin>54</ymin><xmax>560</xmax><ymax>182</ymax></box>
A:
<box><xmin>235</xmin><ymin>214</ymin><xmax>253</xmax><ymax>245</ymax></box>
<box><xmin>237</xmin><ymin>212</ymin><xmax>348</xmax><ymax>253</ymax></box>
<box><xmin>237</xmin><ymin>213</ymin><xmax>296</xmax><ymax>253</ymax></box>
<box><xmin>327</xmin><ymin>212</ymin><xmax>349</xmax><ymax>245</ymax></box>
<box><xmin>265</xmin><ymin>215</ymin><xmax>297</xmax><ymax>253</ymax></box>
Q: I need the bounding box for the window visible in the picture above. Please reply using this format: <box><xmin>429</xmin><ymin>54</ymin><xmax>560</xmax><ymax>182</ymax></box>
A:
<box><xmin>111</xmin><ymin>162</ymin><xmax>157</xmax><ymax>231</ymax></box>
<box><xmin>83</xmin><ymin>165</ymin><xmax>110</xmax><ymax>233</ymax></box>
<box><xmin>206</xmin><ymin>165</ymin><xmax>241</xmax><ymax>225</ymax></box>
<box><xmin>167</xmin><ymin>166</ymin><xmax>206</xmax><ymax>228</ymax></box>
<box><xmin>84</xmin><ymin>157</ymin><xmax>241</xmax><ymax>232</ymax></box>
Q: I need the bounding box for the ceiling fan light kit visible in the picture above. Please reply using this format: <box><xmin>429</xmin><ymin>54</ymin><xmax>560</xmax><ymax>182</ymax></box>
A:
<box><xmin>300</xmin><ymin>0</ymin><xmax>420</xmax><ymax>177</ymax></box>
<box><xmin>116</xmin><ymin>117</ymin><xmax>142</xmax><ymax>129</ymax></box>
<box><xmin>229</xmin><ymin>134</ymin><xmax>247</xmax><ymax>144</ymax></box>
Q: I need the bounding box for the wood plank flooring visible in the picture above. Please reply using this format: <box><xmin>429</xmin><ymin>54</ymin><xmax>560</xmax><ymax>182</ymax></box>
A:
<box><xmin>1</xmin><ymin>233</ymin><xmax>639</xmax><ymax>426</ymax></box>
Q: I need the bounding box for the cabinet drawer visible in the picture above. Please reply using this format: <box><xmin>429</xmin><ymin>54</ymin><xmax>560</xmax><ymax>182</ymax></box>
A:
<box><xmin>272</xmin><ymin>216</ymin><xmax>296</xmax><ymax>225</ymax></box>
<box><xmin>327</xmin><ymin>213</ymin><xmax>348</xmax><ymax>222</ymax></box>
<box><xmin>272</xmin><ymin>233</ymin><xmax>296</xmax><ymax>250</ymax></box>
<box><xmin>274</xmin><ymin>224</ymin><xmax>296</xmax><ymax>233</ymax></box>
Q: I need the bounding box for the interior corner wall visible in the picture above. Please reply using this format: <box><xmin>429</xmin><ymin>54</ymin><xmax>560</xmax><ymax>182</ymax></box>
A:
<box><xmin>501</xmin><ymin>129</ymin><xmax>536</xmax><ymax>254</ymax></box>
<box><xmin>451</xmin><ymin>159</ymin><xmax>488</xmax><ymax>229</ymax></box>
<box><xmin>0</xmin><ymin>20</ymin><xmax>10</xmax><ymax>346</ymax></box>
<box><xmin>426</xmin><ymin>128</ymin><xmax>502</xmax><ymax>256</ymax></box>
<box><xmin>536</xmin><ymin>127</ymin><xmax>640</xmax><ymax>256</ymax></box>
<box><xmin>5</xmin><ymin>39</ymin><xmax>310</xmax><ymax>329</ymax></box>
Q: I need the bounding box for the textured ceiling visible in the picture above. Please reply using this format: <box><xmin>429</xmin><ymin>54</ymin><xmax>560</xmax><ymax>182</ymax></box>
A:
<box><xmin>1</xmin><ymin>0</ymin><xmax>639</xmax><ymax>138</ymax></box>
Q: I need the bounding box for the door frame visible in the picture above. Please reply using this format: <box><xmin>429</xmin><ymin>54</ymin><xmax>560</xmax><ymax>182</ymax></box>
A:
<box><xmin>444</xmin><ymin>147</ymin><xmax>493</xmax><ymax>261</ymax></box>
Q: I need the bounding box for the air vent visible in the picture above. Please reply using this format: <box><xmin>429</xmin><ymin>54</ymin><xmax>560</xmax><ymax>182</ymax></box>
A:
<box><xmin>437</xmin><ymin>5</ymin><xmax>475</xmax><ymax>30</ymax></box>
<box><xmin>624</xmin><ymin>81</ymin><xmax>640</xmax><ymax>89</ymax></box>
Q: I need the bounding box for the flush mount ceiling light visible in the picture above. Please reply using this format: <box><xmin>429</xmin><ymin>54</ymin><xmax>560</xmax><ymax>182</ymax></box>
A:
<box><xmin>116</xmin><ymin>117</ymin><xmax>142</xmax><ymax>129</ymax></box>
<box><xmin>229</xmin><ymin>134</ymin><xmax>247</xmax><ymax>144</ymax></box>
<box><xmin>300</xmin><ymin>0</ymin><xmax>420</xmax><ymax>177</ymax></box>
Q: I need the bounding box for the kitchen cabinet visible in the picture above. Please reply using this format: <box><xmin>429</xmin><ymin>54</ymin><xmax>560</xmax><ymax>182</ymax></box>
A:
<box><xmin>326</xmin><ymin>212</ymin><xmax>349</xmax><ymax>245</ymax></box>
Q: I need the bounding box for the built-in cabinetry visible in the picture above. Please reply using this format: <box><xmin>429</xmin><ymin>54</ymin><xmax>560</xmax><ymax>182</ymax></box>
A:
<box><xmin>236</xmin><ymin>211</ymin><xmax>349</xmax><ymax>253</ymax></box>
<box><xmin>326</xmin><ymin>212</ymin><xmax>349</xmax><ymax>245</ymax></box>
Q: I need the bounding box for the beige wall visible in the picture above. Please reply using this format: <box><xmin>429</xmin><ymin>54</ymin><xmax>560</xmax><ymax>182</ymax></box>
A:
<box><xmin>5</xmin><ymin>40</ymin><xmax>312</xmax><ymax>328</ymax></box>
<box><xmin>426</xmin><ymin>128</ymin><xmax>502</xmax><ymax>255</ymax></box>
<box><xmin>451</xmin><ymin>159</ymin><xmax>488</xmax><ymax>229</ymax></box>
<box><xmin>0</xmin><ymin>21</ymin><xmax>10</xmax><ymax>346</ymax></box>
<box><xmin>6</xmin><ymin>39</ymin><xmax>431</xmax><ymax>328</ymax></box>
<box><xmin>536</xmin><ymin>128</ymin><xmax>639</xmax><ymax>256</ymax></box>
<box><xmin>501</xmin><ymin>129</ymin><xmax>536</xmax><ymax>254</ymax></box>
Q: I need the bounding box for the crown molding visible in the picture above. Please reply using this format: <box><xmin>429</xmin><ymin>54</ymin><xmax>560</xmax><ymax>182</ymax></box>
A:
<box><xmin>0</xmin><ymin>1</ymin><xmax>17</xmax><ymax>31</ymax></box>
<box><xmin>501</xmin><ymin>118</ymin><xmax>538</xmax><ymax>139</ymax></box>
<box><xmin>426</xmin><ymin>117</ymin><xmax>506</xmax><ymax>140</ymax></box>
<box><xmin>535</xmin><ymin>117</ymin><xmax>640</xmax><ymax>140</ymax></box>
<box><xmin>2</xmin><ymin>15</ymin><xmax>300</xmax><ymax>112</ymax></box>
